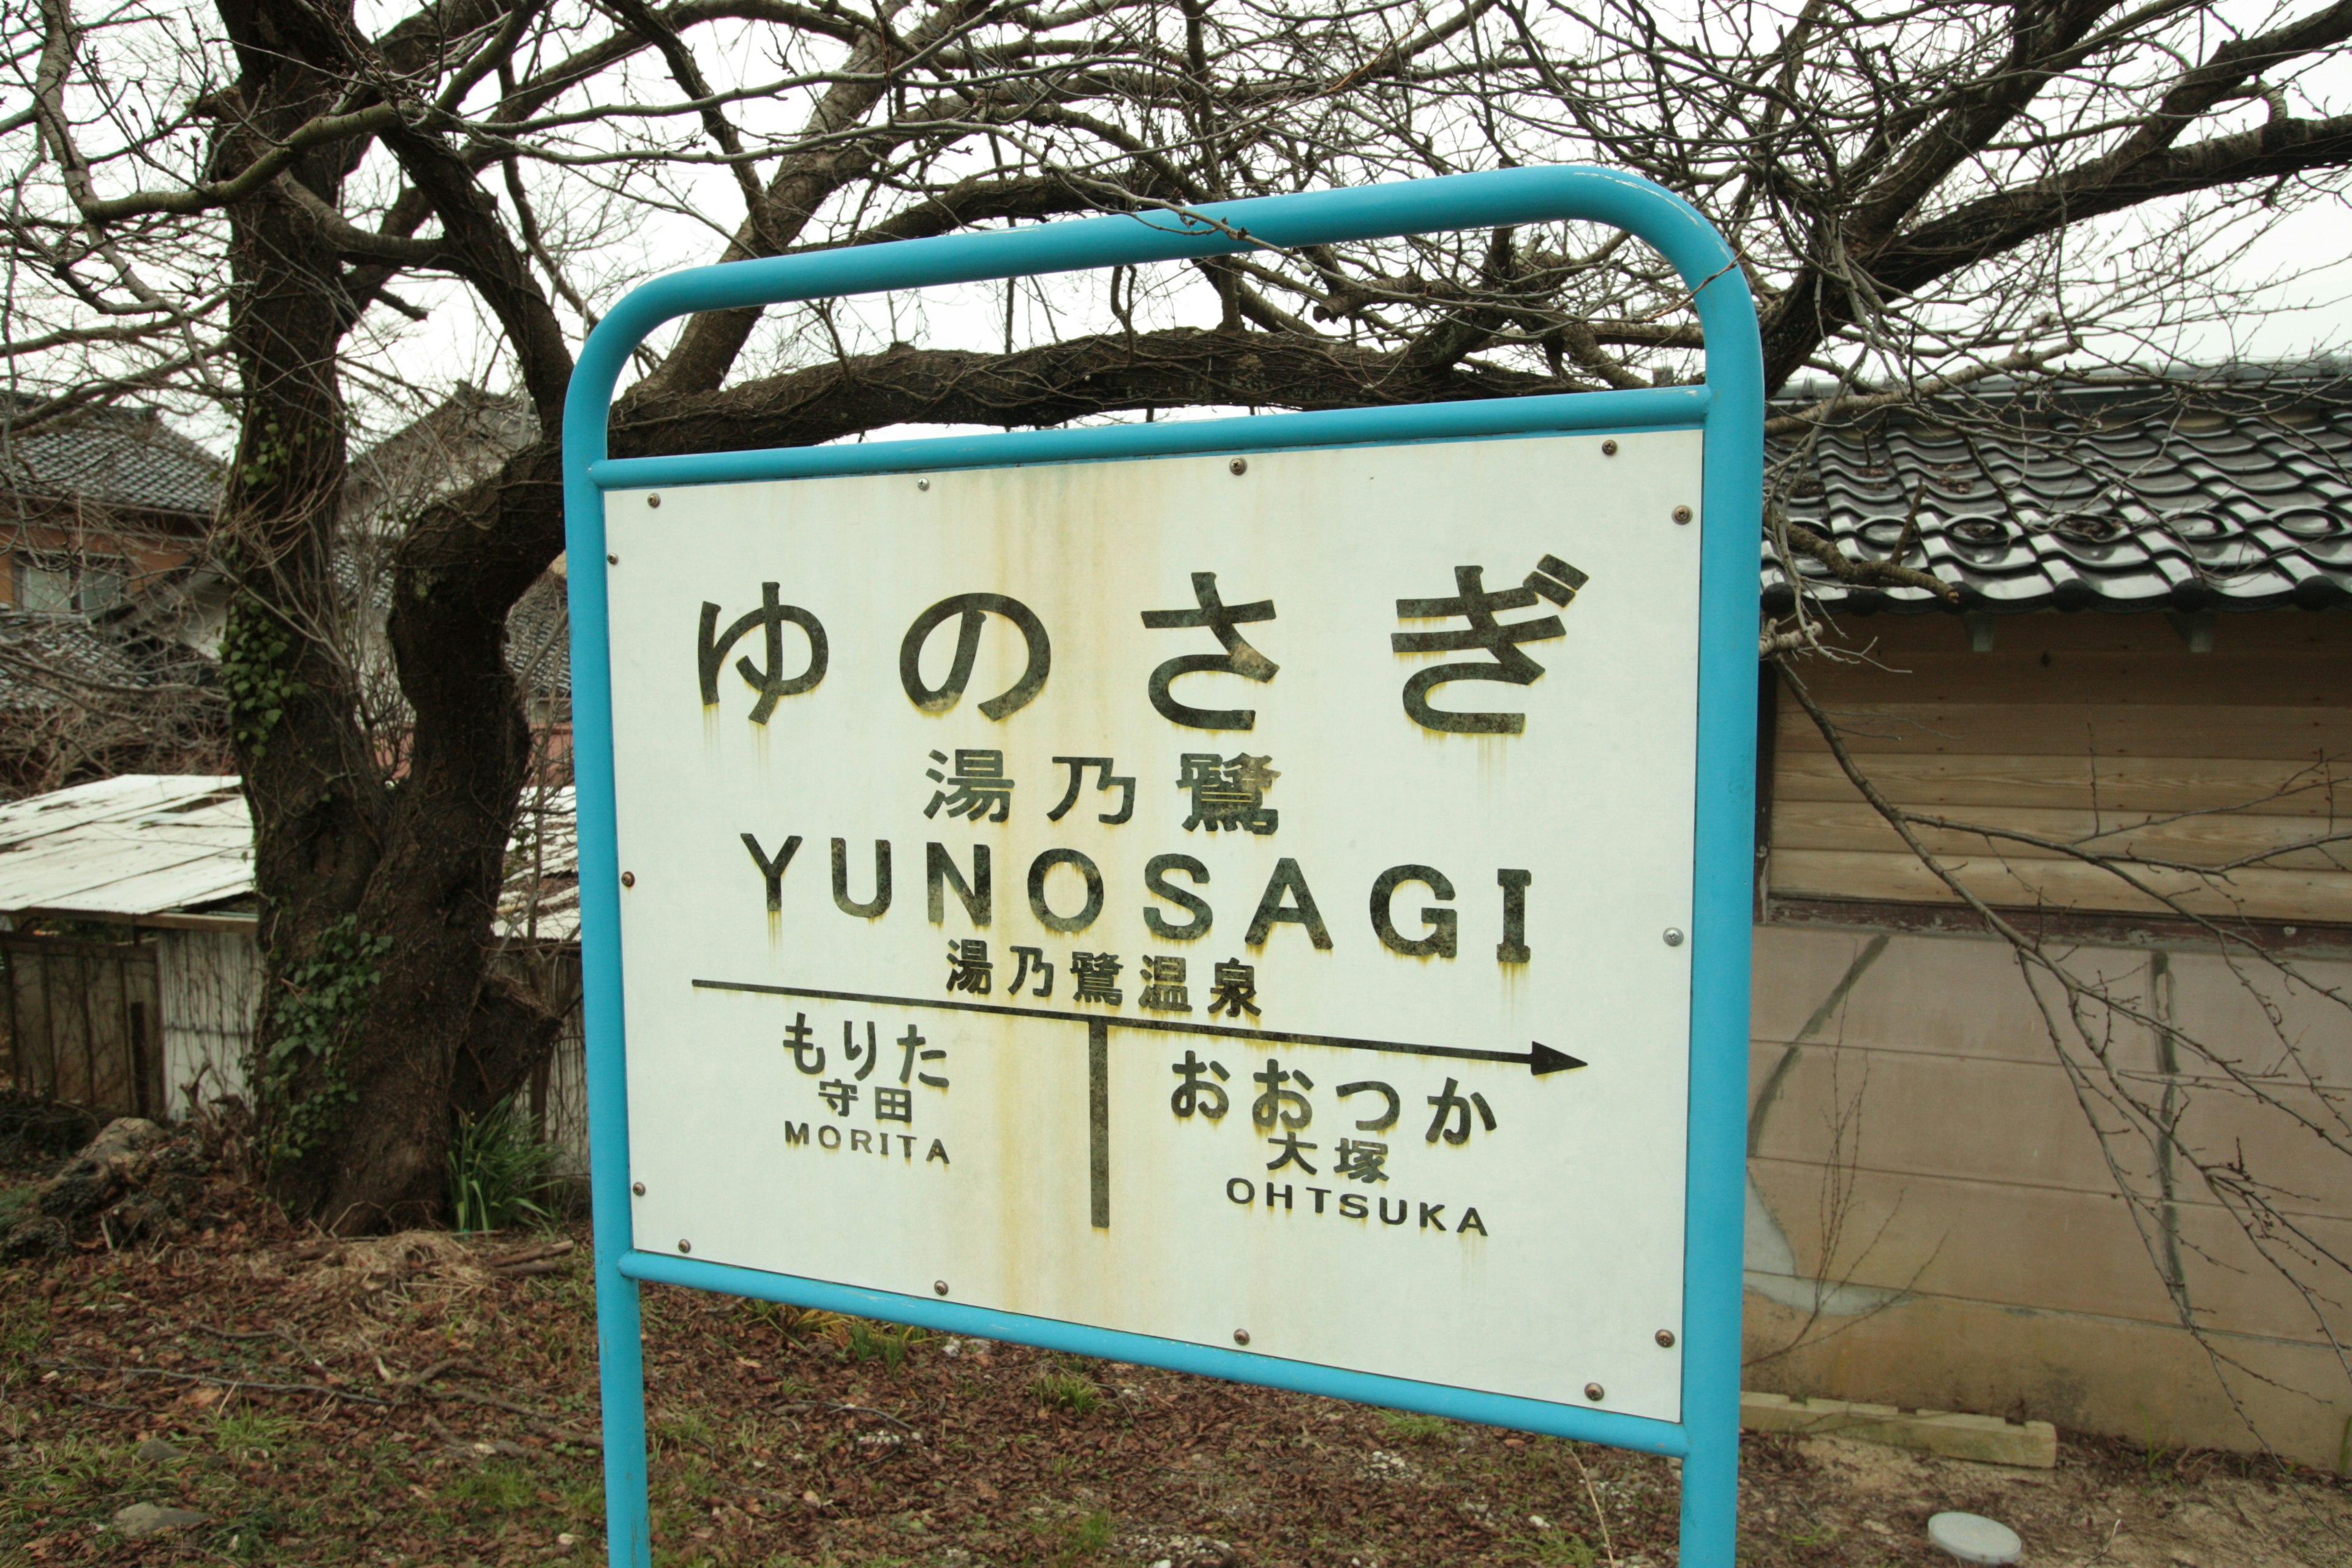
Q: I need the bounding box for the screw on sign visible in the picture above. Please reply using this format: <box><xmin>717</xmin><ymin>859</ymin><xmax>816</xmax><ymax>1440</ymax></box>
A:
<box><xmin>566</xmin><ymin>169</ymin><xmax>1761</xmax><ymax>1568</ymax></box>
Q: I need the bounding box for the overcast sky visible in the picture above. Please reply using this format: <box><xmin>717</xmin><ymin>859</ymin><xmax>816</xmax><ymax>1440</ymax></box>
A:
<box><xmin>126</xmin><ymin>1</ymin><xmax>2352</xmax><ymax>459</ymax></box>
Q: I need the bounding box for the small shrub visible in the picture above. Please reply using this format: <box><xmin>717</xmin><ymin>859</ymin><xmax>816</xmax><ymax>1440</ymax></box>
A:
<box><xmin>447</xmin><ymin>1095</ymin><xmax>554</xmax><ymax>1233</ymax></box>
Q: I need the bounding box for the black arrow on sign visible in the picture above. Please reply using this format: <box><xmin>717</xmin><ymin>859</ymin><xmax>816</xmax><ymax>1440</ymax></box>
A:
<box><xmin>1525</xmin><ymin>1041</ymin><xmax>1587</xmax><ymax>1075</ymax></box>
<box><xmin>691</xmin><ymin>978</ymin><xmax>1589</xmax><ymax>1076</ymax></box>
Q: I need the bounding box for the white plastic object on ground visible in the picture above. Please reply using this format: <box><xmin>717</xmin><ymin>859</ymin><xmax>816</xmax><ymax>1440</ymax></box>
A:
<box><xmin>1928</xmin><ymin>1511</ymin><xmax>2023</xmax><ymax>1565</ymax></box>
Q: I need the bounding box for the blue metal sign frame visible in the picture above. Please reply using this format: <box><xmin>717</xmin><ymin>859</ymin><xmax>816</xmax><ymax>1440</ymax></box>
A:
<box><xmin>564</xmin><ymin>165</ymin><xmax>1760</xmax><ymax>1568</ymax></box>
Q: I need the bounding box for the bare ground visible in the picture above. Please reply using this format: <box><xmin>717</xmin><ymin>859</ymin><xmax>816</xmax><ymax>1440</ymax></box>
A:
<box><xmin>2</xmin><ymin>1149</ymin><xmax>2346</xmax><ymax>1567</ymax></box>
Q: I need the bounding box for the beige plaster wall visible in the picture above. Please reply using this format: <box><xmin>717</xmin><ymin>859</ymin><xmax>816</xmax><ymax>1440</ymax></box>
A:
<box><xmin>1746</xmin><ymin>922</ymin><xmax>2352</xmax><ymax>1469</ymax></box>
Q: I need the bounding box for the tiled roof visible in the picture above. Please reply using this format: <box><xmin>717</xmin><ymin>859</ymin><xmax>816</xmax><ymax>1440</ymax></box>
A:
<box><xmin>506</xmin><ymin>571</ymin><xmax>570</xmax><ymax>699</ymax></box>
<box><xmin>0</xmin><ymin>404</ymin><xmax>221</xmax><ymax>518</ymax></box>
<box><xmin>1762</xmin><ymin>371</ymin><xmax>2352</xmax><ymax>614</ymax></box>
<box><xmin>0</xmin><ymin>609</ymin><xmax>160</xmax><ymax>711</ymax></box>
<box><xmin>341</xmin><ymin>385</ymin><xmax>535</xmax><ymax>527</ymax></box>
<box><xmin>342</xmin><ymin>389</ymin><xmax>568</xmax><ymax>699</ymax></box>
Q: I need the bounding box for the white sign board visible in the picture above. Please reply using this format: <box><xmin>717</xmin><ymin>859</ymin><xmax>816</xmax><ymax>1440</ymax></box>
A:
<box><xmin>606</xmin><ymin>431</ymin><xmax>1703</xmax><ymax>1419</ymax></box>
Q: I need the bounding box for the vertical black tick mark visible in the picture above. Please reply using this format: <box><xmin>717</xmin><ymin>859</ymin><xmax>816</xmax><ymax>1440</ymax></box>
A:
<box><xmin>1089</xmin><ymin>1018</ymin><xmax>1110</xmax><ymax>1230</ymax></box>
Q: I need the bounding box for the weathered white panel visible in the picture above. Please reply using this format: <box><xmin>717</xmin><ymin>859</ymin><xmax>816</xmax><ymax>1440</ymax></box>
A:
<box><xmin>157</xmin><ymin>927</ymin><xmax>260</xmax><ymax>1112</ymax></box>
<box><xmin>608</xmin><ymin>432</ymin><xmax>1704</xmax><ymax>1419</ymax></box>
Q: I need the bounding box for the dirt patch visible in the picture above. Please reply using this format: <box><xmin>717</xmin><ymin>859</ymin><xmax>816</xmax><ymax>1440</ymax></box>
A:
<box><xmin>1764</xmin><ymin>1438</ymin><xmax>2345</xmax><ymax>1568</ymax></box>
<box><xmin>1</xmin><ymin>1154</ymin><xmax>2346</xmax><ymax>1566</ymax></box>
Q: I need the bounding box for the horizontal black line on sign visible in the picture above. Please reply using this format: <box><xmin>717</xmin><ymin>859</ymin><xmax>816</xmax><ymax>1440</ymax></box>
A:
<box><xmin>690</xmin><ymin>978</ymin><xmax>1585</xmax><ymax>1075</ymax></box>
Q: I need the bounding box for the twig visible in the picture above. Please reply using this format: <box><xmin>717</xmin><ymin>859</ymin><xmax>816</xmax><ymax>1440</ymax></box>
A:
<box><xmin>380</xmin><ymin>1356</ymin><xmax>595</xmax><ymax>1440</ymax></box>
<box><xmin>1763</xmin><ymin>342</ymin><xmax>2079</xmax><ymax>436</ymax></box>
<box><xmin>190</xmin><ymin>1322</ymin><xmax>328</xmax><ymax>1373</ymax></box>
<box><xmin>395</xmin><ymin>1359</ymin><xmax>486</xmax><ymax>1389</ymax></box>
<box><xmin>423</xmin><ymin>1384</ymin><xmax>570</xmax><ymax>1422</ymax></box>
<box><xmin>35</xmin><ymin>1357</ymin><xmax>388</xmax><ymax>1406</ymax></box>
<box><xmin>429</xmin><ymin>1385</ymin><xmax>603</xmax><ymax>1447</ymax></box>
<box><xmin>484</xmin><ymin>1238</ymin><xmax>575</xmax><ymax>1271</ymax></box>
<box><xmin>771</xmin><ymin>1397</ymin><xmax>918</xmax><ymax>1432</ymax></box>
<box><xmin>1777</xmin><ymin>517</ymin><xmax>1959</xmax><ymax>604</ymax></box>
<box><xmin>62</xmin><ymin>1391</ymin><xmax>141</xmax><ymax>1411</ymax></box>
<box><xmin>1566</xmin><ymin>1445</ymin><xmax>1618</xmax><ymax>1568</ymax></box>
<box><xmin>2072</xmin><ymin>1512</ymin><xmax>2124</xmax><ymax>1566</ymax></box>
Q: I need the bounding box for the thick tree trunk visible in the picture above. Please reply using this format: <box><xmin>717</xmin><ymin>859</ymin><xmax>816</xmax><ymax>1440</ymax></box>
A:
<box><xmin>233</xmin><ymin>415</ymin><xmax>562</xmax><ymax>1229</ymax></box>
<box><xmin>219</xmin><ymin>0</ymin><xmax>556</xmax><ymax>1232</ymax></box>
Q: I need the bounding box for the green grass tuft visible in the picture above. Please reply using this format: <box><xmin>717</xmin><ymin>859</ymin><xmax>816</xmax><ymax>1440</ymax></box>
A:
<box><xmin>450</xmin><ymin>1458</ymin><xmax>534</xmax><ymax>1510</ymax></box>
<box><xmin>1033</xmin><ymin>1370</ymin><xmax>1102</xmax><ymax>1415</ymax></box>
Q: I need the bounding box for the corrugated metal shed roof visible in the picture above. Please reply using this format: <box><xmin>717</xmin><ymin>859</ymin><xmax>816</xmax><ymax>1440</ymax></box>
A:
<box><xmin>0</xmin><ymin>774</ymin><xmax>578</xmax><ymax>938</ymax></box>
<box><xmin>0</xmin><ymin>774</ymin><xmax>248</xmax><ymax>919</ymax></box>
<box><xmin>1764</xmin><ymin>373</ymin><xmax>2352</xmax><ymax>614</ymax></box>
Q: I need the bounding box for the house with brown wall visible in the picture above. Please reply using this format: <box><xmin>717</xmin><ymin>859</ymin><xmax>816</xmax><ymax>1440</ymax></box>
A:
<box><xmin>1750</xmin><ymin>370</ymin><xmax>2352</xmax><ymax>1464</ymax></box>
<box><xmin>0</xmin><ymin>402</ymin><xmax>219</xmax><ymax>617</ymax></box>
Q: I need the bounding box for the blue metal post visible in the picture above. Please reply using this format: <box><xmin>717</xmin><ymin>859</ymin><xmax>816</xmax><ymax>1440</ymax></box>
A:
<box><xmin>563</xmin><ymin>165</ymin><xmax>1761</xmax><ymax>1568</ymax></box>
<box><xmin>1679</xmin><ymin>196</ymin><xmax>1765</xmax><ymax>1568</ymax></box>
<box><xmin>566</xmin><ymin>290</ymin><xmax>654</xmax><ymax>1568</ymax></box>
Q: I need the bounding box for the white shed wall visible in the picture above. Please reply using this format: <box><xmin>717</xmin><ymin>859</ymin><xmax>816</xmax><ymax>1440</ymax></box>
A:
<box><xmin>157</xmin><ymin>927</ymin><xmax>260</xmax><ymax>1113</ymax></box>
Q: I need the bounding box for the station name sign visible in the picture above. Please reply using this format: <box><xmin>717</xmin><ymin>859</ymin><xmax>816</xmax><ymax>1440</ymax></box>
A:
<box><xmin>606</xmin><ymin>431</ymin><xmax>1703</xmax><ymax>1420</ymax></box>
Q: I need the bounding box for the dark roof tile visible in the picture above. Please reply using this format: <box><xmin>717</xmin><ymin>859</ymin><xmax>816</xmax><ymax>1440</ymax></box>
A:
<box><xmin>0</xmin><ymin>609</ymin><xmax>155</xmax><ymax>710</ymax></box>
<box><xmin>1765</xmin><ymin>374</ymin><xmax>2352</xmax><ymax>614</ymax></box>
<box><xmin>0</xmin><ymin>405</ymin><xmax>220</xmax><ymax>518</ymax></box>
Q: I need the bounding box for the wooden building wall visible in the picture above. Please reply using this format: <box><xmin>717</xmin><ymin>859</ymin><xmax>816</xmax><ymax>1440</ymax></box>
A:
<box><xmin>1765</xmin><ymin>611</ymin><xmax>2352</xmax><ymax>924</ymax></box>
<box><xmin>1746</xmin><ymin>924</ymin><xmax>2352</xmax><ymax>1466</ymax></box>
<box><xmin>1747</xmin><ymin>608</ymin><xmax>2352</xmax><ymax>1466</ymax></box>
<box><xmin>0</xmin><ymin>933</ymin><xmax>162</xmax><ymax>1118</ymax></box>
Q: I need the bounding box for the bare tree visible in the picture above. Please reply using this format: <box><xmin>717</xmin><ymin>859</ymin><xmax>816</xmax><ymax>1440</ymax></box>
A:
<box><xmin>2</xmin><ymin>0</ymin><xmax>2348</xmax><ymax>1242</ymax></box>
